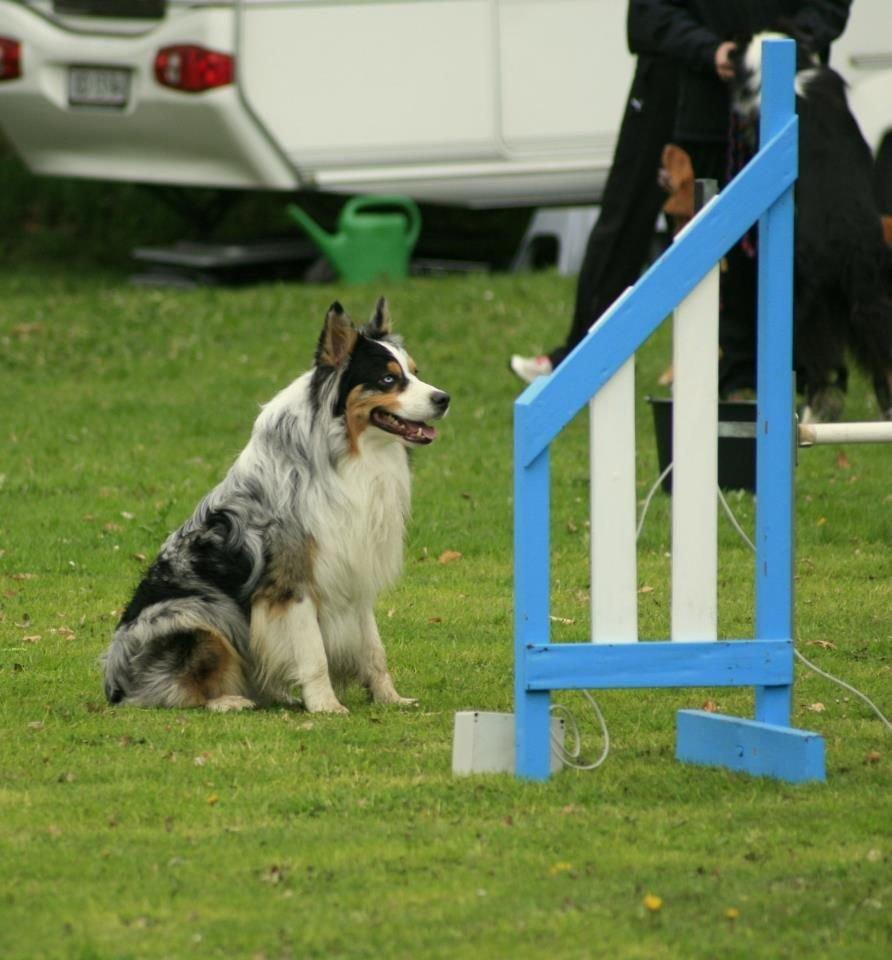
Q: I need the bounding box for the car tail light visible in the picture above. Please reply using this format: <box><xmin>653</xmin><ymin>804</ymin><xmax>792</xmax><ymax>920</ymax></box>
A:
<box><xmin>154</xmin><ymin>45</ymin><xmax>233</xmax><ymax>93</ymax></box>
<box><xmin>0</xmin><ymin>38</ymin><xmax>21</xmax><ymax>82</ymax></box>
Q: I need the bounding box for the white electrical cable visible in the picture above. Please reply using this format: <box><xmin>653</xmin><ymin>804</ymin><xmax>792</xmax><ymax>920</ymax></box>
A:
<box><xmin>715</xmin><ymin>481</ymin><xmax>892</xmax><ymax>732</ymax></box>
<box><xmin>549</xmin><ymin>462</ymin><xmax>671</xmax><ymax>771</ymax></box>
<box><xmin>717</xmin><ymin>485</ymin><xmax>757</xmax><ymax>552</ymax></box>
<box><xmin>551</xmin><ymin>691</ymin><xmax>610</xmax><ymax>770</ymax></box>
<box><xmin>794</xmin><ymin>648</ymin><xmax>892</xmax><ymax>731</ymax></box>
<box><xmin>636</xmin><ymin>461</ymin><xmax>674</xmax><ymax>540</ymax></box>
<box><xmin>555</xmin><ymin>458</ymin><xmax>889</xmax><ymax>772</ymax></box>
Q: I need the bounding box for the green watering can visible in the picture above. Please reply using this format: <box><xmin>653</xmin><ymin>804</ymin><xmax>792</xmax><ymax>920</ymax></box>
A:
<box><xmin>287</xmin><ymin>195</ymin><xmax>421</xmax><ymax>285</ymax></box>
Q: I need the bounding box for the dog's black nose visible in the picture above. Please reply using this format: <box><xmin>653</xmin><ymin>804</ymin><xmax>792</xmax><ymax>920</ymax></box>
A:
<box><xmin>432</xmin><ymin>390</ymin><xmax>450</xmax><ymax>412</ymax></box>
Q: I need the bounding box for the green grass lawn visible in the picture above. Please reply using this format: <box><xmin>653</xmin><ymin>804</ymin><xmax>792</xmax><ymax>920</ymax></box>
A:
<box><xmin>1</xmin><ymin>262</ymin><xmax>890</xmax><ymax>960</ymax></box>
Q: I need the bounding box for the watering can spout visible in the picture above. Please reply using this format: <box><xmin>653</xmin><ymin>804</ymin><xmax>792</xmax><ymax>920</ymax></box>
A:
<box><xmin>286</xmin><ymin>203</ymin><xmax>346</xmax><ymax>269</ymax></box>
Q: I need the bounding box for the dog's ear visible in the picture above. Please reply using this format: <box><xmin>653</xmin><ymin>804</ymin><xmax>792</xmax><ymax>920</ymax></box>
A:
<box><xmin>361</xmin><ymin>296</ymin><xmax>392</xmax><ymax>339</ymax></box>
<box><xmin>316</xmin><ymin>302</ymin><xmax>358</xmax><ymax>368</ymax></box>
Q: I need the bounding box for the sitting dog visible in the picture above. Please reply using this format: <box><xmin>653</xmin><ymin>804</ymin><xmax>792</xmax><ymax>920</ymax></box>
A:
<box><xmin>103</xmin><ymin>298</ymin><xmax>449</xmax><ymax>714</ymax></box>
<box><xmin>731</xmin><ymin>32</ymin><xmax>892</xmax><ymax>422</ymax></box>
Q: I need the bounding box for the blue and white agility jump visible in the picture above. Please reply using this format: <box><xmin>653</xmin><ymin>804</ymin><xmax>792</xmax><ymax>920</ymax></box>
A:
<box><xmin>513</xmin><ymin>39</ymin><xmax>826</xmax><ymax>783</ymax></box>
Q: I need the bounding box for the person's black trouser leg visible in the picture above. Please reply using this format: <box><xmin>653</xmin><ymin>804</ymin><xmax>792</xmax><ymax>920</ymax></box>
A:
<box><xmin>549</xmin><ymin>57</ymin><xmax>679</xmax><ymax>367</ymax></box>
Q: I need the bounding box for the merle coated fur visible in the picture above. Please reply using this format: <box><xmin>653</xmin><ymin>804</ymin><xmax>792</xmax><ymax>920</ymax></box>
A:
<box><xmin>103</xmin><ymin>298</ymin><xmax>449</xmax><ymax>714</ymax></box>
<box><xmin>731</xmin><ymin>33</ymin><xmax>892</xmax><ymax>421</ymax></box>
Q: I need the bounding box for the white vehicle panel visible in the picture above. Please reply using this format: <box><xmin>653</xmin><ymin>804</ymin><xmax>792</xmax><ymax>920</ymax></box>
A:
<box><xmin>0</xmin><ymin>2</ymin><xmax>295</xmax><ymax>188</ymax></box>
<box><xmin>831</xmin><ymin>0</ymin><xmax>892</xmax><ymax>155</ymax></box>
<box><xmin>240</xmin><ymin>0</ymin><xmax>501</xmax><ymax>167</ymax></box>
<box><xmin>0</xmin><ymin>0</ymin><xmax>888</xmax><ymax>206</ymax></box>
<box><xmin>497</xmin><ymin>0</ymin><xmax>625</xmax><ymax>159</ymax></box>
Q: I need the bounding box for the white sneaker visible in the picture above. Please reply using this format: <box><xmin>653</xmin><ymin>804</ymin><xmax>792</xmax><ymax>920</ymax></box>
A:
<box><xmin>509</xmin><ymin>354</ymin><xmax>553</xmax><ymax>384</ymax></box>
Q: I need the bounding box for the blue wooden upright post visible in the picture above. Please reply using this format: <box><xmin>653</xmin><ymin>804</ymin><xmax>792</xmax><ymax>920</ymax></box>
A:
<box><xmin>514</xmin><ymin>400</ymin><xmax>552</xmax><ymax>779</ymax></box>
<box><xmin>754</xmin><ymin>40</ymin><xmax>797</xmax><ymax>727</ymax></box>
<box><xmin>676</xmin><ymin>40</ymin><xmax>824</xmax><ymax>782</ymax></box>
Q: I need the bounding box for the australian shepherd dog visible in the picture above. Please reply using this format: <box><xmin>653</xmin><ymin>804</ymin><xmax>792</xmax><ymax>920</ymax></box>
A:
<box><xmin>102</xmin><ymin>298</ymin><xmax>449</xmax><ymax>714</ymax></box>
<box><xmin>731</xmin><ymin>33</ymin><xmax>892</xmax><ymax>422</ymax></box>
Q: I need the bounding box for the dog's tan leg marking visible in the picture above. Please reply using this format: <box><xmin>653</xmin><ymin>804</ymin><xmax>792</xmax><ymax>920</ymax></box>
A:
<box><xmin>206</xmin><ymin>695</ymin><xmax>256</xmax><ymax>713</ymax></box>
<box><xmin>179</xmin><ymin>630</ymin><xmax>249</xmax><ymax>708</ymax></box>
<box><xmin>359</xmin><ymin>609</ymin><xmax>417</xmax><ymax>707</ymax></box>
<box><xmin>251</xmin><ymin>597</ymin><xmax>348</xmax><ymax>714</ymax></box>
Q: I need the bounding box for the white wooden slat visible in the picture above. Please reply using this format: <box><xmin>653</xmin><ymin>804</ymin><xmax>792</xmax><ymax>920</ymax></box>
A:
<box><xmin>589</xmin><ymin>356</ymin><xmax>638</xmax><ymax>643</ymax></box>
<box><xmin>670</xmin><ymin>264</ymin><xmax>720</xmax><ymax>641</ymax></box>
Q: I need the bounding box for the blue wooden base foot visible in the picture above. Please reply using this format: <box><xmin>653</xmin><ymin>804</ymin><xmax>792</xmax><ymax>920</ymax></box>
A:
<box><xmin>515</xmin><ymin>690</ymin><xmax>552</xmax><ymax>780</ymax></box>
<box><xmin>676</xmin><ymin>710</ymin><xmax>825</xmax><ymax>783</ymax></box>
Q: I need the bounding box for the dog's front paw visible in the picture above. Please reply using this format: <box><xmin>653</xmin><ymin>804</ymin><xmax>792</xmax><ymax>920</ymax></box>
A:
<box><xmin>372</xmin><ymin>689</ymin><xmax>419</xmax><ymax>707</ymax></box>
<box><xmin>304</xmin><ymin>693</ymin><xmax>350</xmax><ymax>715</ymax></box>
<box><xmin>366</xmin><ymin>671</ymin><xmax>418</xmax><ymax>707</ymax></box>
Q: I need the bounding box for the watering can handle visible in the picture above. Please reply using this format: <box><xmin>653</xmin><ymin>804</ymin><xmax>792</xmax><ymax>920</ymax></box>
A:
<box><xmin>342</xmin><ymin>195</ymin><xmax>422</xmax><ymax>249</ymax></box>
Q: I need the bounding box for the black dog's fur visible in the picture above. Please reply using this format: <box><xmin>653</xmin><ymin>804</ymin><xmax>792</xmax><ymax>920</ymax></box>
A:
<box><xmin>732</xmin><ymin>34</ymin><xmax>892</xmax><ymax>420</ymax></box>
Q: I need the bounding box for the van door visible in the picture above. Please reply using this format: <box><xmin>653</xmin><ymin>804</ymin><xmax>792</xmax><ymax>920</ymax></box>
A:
<box><xmin>237</xmin><ymin>0</ymin><xmax>502</xmax><ymax>181</ymax></box>
<box><xmin>496</xmin><ymin>0</ymin><xmax>631</xmax><ymax>169</ymax></box>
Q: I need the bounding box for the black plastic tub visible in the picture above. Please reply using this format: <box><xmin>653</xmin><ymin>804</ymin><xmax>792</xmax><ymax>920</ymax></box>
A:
<box><xmin>647</xmin><ymin>396</ymin><xmax>757</xmax><ymax>494</ymax></box>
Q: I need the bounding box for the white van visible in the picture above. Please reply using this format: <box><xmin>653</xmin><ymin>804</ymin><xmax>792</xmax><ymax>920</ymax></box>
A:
<box><xmin>0</xmin><ymin>0</ymin><xmax>889</xmax><ymax>208</ymax></box>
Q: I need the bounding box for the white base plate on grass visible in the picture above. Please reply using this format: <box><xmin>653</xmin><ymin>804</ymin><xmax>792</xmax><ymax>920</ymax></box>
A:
<box><xmin>452</xmin><ymin>711</ymin><xmax>564</xmax><ymax>776</ymax></box>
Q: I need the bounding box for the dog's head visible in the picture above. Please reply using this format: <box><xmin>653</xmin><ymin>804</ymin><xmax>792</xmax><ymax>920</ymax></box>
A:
<box><xmin>315</xmin><ymin>297</ymin><xmax>450</xmax><ymax>451</ymax></box>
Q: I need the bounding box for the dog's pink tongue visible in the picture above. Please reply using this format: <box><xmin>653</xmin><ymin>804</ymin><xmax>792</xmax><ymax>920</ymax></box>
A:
<box><xmin>410</xmin><ymin>421</ymin><xmax>436</xmax><ymax>443</ymax></box>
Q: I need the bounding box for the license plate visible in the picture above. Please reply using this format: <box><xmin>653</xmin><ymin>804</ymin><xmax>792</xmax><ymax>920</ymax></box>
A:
<box><xmin>68</xmin><ymin>66</ymin><xmax>131</xmax><ymax>108</ymax></box>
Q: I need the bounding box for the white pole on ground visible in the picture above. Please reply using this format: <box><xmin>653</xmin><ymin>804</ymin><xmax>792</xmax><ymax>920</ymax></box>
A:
<box><xmin>589</xmin><ymin>355</ymin><xmax>638</xmax><ymax>643</ymax></box>
<box><xmin>671</xmin><ymin>182</ymin><xmax>720</xmax><ymax>642</ymax></box>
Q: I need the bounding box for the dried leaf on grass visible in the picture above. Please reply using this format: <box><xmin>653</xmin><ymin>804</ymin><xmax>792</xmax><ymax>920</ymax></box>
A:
<box><xmin>10</xmin><ymin>323</ymin><xmax>44</xmax><ymax>338</ymax></box>
<box><xmin>261</xmin><ymin>865</ymin><xmax>288</xmax><ymax>885</ymax></box>
<box><xmin>438</xmin><ymin>550</ymin><xmax>462</xmax><ymax>565</ymax></box>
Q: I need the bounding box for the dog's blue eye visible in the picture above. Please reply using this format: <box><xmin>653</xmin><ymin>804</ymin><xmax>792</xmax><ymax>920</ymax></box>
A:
<box><xmin>379</xmin><ymin>375</ymin><xmax>396</xmax><ymax>386</ymax></box>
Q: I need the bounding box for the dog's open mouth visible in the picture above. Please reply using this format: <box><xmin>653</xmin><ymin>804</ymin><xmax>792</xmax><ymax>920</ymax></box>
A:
<box><xmin>370</xmin><ymin>408</ymin><xmax>436</xmax><ymax>444</ymax></box>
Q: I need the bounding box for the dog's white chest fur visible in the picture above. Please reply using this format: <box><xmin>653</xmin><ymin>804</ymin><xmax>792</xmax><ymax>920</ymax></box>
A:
<box><xmin>315</xmin><ymin>436</ymin><xmax>411</xmax><ymax>608</ymax></box>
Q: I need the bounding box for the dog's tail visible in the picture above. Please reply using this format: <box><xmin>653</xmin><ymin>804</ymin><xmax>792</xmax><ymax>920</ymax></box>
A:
<box><xmin>102</xmin><ymin>594</ymin><xmax>251</xmax><ymax>706</ymax></box>
<box><xmin>102</xmin><ymin>628</ymin><xmax>140</xmax><ymax>704</ymax></box>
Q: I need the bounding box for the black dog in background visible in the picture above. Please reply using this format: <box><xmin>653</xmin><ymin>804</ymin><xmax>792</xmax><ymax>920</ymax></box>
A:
<box><xmin>731</xmin><ymin>32</ymin><xmax>892</xmax><ymax>422</ymax></box>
